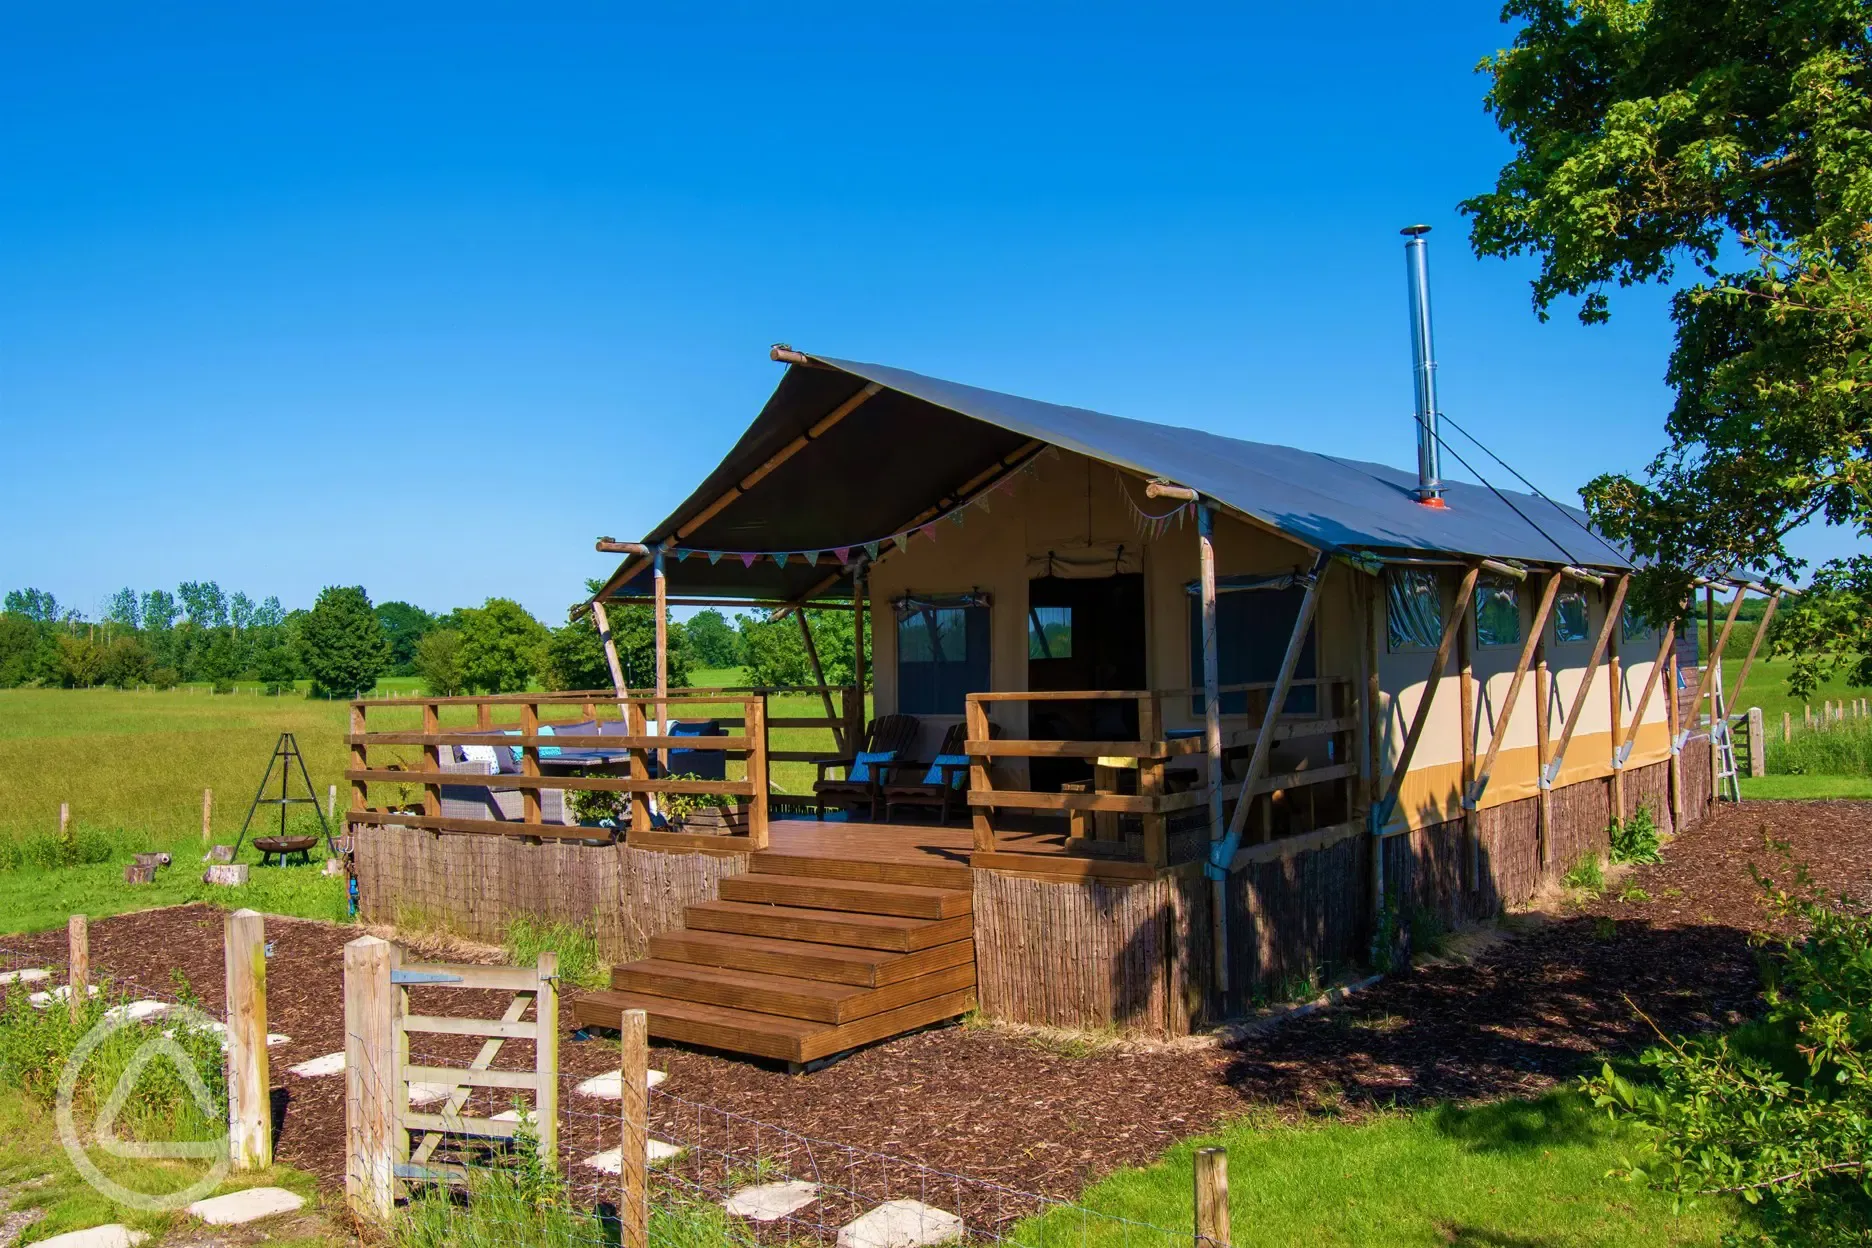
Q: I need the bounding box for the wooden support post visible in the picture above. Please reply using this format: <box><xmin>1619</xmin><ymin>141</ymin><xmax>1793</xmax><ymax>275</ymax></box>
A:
<box><xmin>327</xmin><ymin>784</ymin><xmax>338</xmax><ymax>823</ymax></box>
<box><xmin>350</xmin><ymin>703</ymin><xmax>369</xmax><ymax>821</ymax></box>
<box><xmin>202</xmin><ymin>787</ymin><xmax>213</xmax><ymax>844</ymax></box>
<box><xmin>1748</xmin><ymin>707</ymin><xmax>1766</xmax><ymax>777</ymax></box>
<box><xmin>520</xmin><ymin>703</ymin><xmax>542</xmax><ymax>825</ymax></box>
<box><xmin>1784</xmin><ymin>709</ymin><xmax>1792</xmax><ymax>743</ymax></box>
<box><xmin>534</xmin><ymin>951</ymin><xmax>559</xmax><ymax>1172</ymax></box>
<box><xmin>1615</xmin><ymin>621</ymin><xmax>1680</xmax><ymax>786</ymax></box>
<box><xmin>1139</xmin><ymin>693</ymin><xmax>1168</xmax><ymax>868</ymax></box>
<box><xmin>1194</xmin><ymin>1146</ymin><xmax>1230</xmax><ymax>1248</ymax></box>
<box><xmin>795</xmin><ymin>611</ymin><xmax>846</xmax><ymax>754</ymax></box>
<box><xmin>1667</xmin><ymin>653</ymin><xmax>1684</xmax><ymax>830</ymax></box>
<box><xmin>344</xmin><ymin>934</ymin><xmax>397</xmax><ymax>1221</ymax></box>
<box><xmin>1198</xmin><ymin>505</ymin><xmax>1225</xmax><ymax>849</ymax></box>
<box><xmin>1728</xmin><ymin>592</ymin><xmax>1779</xmax><ymax>709</ymax></box>
<box><xmin>59</xmin><ymin>802</ymin><xmax>70</xmax><ymax>841</ymax></box>
<box><xmin>1707</xmin><ymin>586</ymin><xmax>1719</xmax><ymax>800</ymax></box>
<box><xmin>967</xmin><ymin>697</ymin><xmax>995</xmax><ymax>853</ymax></box>
<box><xmin>1608</xmin><ymin>608</ymin><xmax>1625</xmax><ymax>822</ymax></box>
<box><xmin>225</xmin><ymin>908</ymin><xmax>271</xmax><ymax>1169</ymax></box>
<box><xmin>653</xmin><ymin>551</ymin><xmax>669</xmax><ymax>773</ymax></box>
<box><xmin>422</xmin><ymin>701</ymin><xmax>441</xmax><ymax>818</ymax></box>
<box><xmin>1375</xmin><ymin>566</ymin><xmax>1481</xmax><ymax>830</ymax></box>
<box><xmin>628</xmin><ymin>700</ymin><xmax>652</xmax><ymax>835</ymax></box>
<box><xmin>1535</xmin><ymin>636</ymin><xmax>1552</xmax><ymax>867</ymax></box>
<box><xmin>618</xmin><ymin>1007</ymin><xmax>649</xmax><ymax>1248</ymax></box>
<box><xmin>1365</xmin><ymin>575</ymin><xmax>1385</xmax><ymax>939</ymax></box>
<box><xmin>851</xmin><ymin>564</ymin><xmax>868</xmax><ymax>744</ymax></box>
<box><xmin>67</xmin><ymin>914</ymin><xmax>87</xmax><ymax>1025</ymax></box>
<box><xmin>1457</xmin><ymin>584</ymin><xmax>1477</xmax><ymax>891</ymax></box>
<box><xmin>745</xmin><ymin>696</ymin><xmax>770</xmax><ymax>850</ymax></box>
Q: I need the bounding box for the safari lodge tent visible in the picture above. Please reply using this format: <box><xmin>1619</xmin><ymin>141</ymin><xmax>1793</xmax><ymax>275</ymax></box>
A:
<box><xmin>348</xmin><ymin>347</ymin><xmax>1737</xmax><ymax>1065</ymax></box>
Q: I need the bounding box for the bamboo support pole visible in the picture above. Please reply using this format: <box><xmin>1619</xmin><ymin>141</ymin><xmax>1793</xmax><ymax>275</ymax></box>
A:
<box><xmin>67</xmin><ymin>914</ymin><xmax>87</xmax><ymax>1025</ymax></box>
<box><xmin>1376</xmin><ymin>566</ymin><xmax>1481</xmax><ymax>828</ymax></box>
<box><xmin>619</xmin><ymin>1007</ymin><xmax>649</xmax><ymax>1248</ymax></box>
<box><xmin>1543</xmin><ymin>575</ymin><xmax>1630</xmax><ymax>789</ymax></box>
<box><xmin>654</xmin><ymin>552</ymin><xmax>669</xmax><ymax>772</ymax></box>
<box><xmin>1198</xmin><ymin>505</ymin><xmax>1225</xmax><ymax>848</ymax></box>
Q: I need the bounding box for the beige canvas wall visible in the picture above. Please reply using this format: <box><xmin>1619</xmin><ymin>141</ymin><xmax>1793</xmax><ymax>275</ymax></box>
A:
<box><xmin>860</xmin><ymin>445</ymin><xmax>1663</xmax><ymax>834</ymax></box>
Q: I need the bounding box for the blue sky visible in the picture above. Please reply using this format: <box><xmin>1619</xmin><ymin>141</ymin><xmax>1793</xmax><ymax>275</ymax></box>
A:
<box><xmin>1</xmin><ymin>4</ymin><xmax>1847</xmax><ymax>622</ymax></box>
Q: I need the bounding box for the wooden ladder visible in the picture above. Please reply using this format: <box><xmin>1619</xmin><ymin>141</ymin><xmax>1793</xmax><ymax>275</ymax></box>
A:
<box><xmin>571</xmin><ymin>847</ymin><xmax>976</xmax><ymax>1067</ymax></box>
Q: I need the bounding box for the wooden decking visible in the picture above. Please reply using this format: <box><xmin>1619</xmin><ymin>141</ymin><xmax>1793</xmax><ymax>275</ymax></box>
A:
<box><xmin>570</xmin><ymin>821</ymin><xmax>980</xmax><ymax>1065</ymax></box>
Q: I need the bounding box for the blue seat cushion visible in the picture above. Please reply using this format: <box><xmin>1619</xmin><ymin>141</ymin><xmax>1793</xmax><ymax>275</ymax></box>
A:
<box><xmin>848</xmin><ymin>751</ymin><xmax>895</xmax><ymax>784</ymax></box>
<box><xmin>922</xmin><ymin>754</ymin><xmax>971</xmax><ymax>789</ymax></box>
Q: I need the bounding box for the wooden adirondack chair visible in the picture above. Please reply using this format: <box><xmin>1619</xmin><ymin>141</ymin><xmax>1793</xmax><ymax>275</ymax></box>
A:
<box><xmin>812</xmin><ymin>714</ymin><xmax>922</xmax><ymax>820</ymax></box>
<box><xmin>880</xmin><ymin>721</ymin><xmax>995</xmax><ymax>825</ymax></box>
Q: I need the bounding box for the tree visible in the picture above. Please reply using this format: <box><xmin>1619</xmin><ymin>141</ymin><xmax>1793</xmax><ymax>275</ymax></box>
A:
<box><xmin>178</xmin><ymin>581</ymin><xmax>229</xmax><ymax>628</ymax></box>
<box><xmin>542</xmin><ymin>618</ymin><xmax>609</xmax><ymax>692</ymax></box>
<box><xmin>1464</xmin><ymin>0</ymin><xmax>1872</xmax><ymax>693</ymax></box>
<box><xmin>54</xmin><ymin>635</ymin><xmax>106</xmax><ymax>688</ymax></box>
<box><xmin>3</xmin><ymin>589</ymin><xmax>58</xmax><ymax>622</ymax></box>
<box><xmin>252</xmin><ymin>633</ymin><xmax>299</xmax><ymax>695</ymax></box>
<box><xmin>414</xmin><ymin>628</ymin><xmax>466</xmax><ymax>696</ymax></box>
<box><xmin>105</xmin><ymin>588</ymin><xmax>140</xmax><ymax>631</ymax></box>
<box><xmin>139</xmin><ymin>590</ymin><xmax>180</xmax><ymax>632</ymax></box>
<box><xmin>297</xmin><ymin>585</ymin><xmax>392</xmax><ymax>696</ymax></box>
<box><xmin>685</xmin><ymin>609</ymin><xmax>742</xmax><ymax>669</ymax></box>
<box><xmin>457</xmin><ymin>598</ymin><xmax>549</xmax><ymax>694</ymax></box>
<box><xmin>375</xmin><ymin>601</ymin><xmax>434</xmax><ymax>675</ymax></box>
<box><xmin>736</xmin><ymin>608</ymin><xmax>857</xmax><ymax>689</ymax></box>
<box><xmin>101</xmin><ymin>636</ymin><xmax>155</xmax><ymax>689</ymax></box>
<box><xmin>0</xmin><ymin>614</ymin><xmax>42</xmax><ymax>687</ymax></box>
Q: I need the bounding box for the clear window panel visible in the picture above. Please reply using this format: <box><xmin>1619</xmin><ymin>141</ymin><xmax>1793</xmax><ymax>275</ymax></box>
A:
<box><xmin>1386</xmin><ymin>569</ymin><xmax>1443</xmax><ymax>651</ymax></box>
<box><xmin>1554</xmin><ymin>591</ymin><xmax>1589</xmax><ymax>643</ymax></box>
<box><xmin>1622</xmin><ymin>602</ymin><xmax>1655</xmax><ymax>643</ymax></box>
<box><xmin>1027</xmin><ymin>606</ymin><xmax>1072</xmax><ymax>660</ymax></box>
<box><xmin>1474</xmin><ymin>576</ymin><xmax>1522</xmax><ymax>648</ymax></box>
<box><xmin>899</xmin><ymin>607</ymin><xmax>967</xmax><ymax>664</ymax></box>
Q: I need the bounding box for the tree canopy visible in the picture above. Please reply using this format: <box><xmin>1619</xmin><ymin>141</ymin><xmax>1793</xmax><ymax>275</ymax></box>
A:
<box><xmin>1464</xmin><ymin>0</ymin><xmax>1872</xmax><ymax>691</ymax></box>
<box><xmin>299</xmin><ymin>585</ymin><xmax>392</xmax><ymax>696</ymax></box>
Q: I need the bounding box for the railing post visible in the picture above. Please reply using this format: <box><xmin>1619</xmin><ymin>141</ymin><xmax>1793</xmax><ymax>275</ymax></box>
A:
<box><xmin>521</xmin><ymin>702</ymin><xmax>542</xmax><ymax>826</ymax></box>
<box><xmin>746</xmin><ymin>695</ymin><xmax>769</xmax><ymax>849</ymax></box>
<box><xmin>1139</xmin><ymin>693</ymin><xmax>1167</xmax><ymax>869</ymax></box>
<box><xmin>1194</xmin><ymin>1146</ymin><xmax>1230</xmax><ymax>1248</ymax></box>
<box><xmin>967</xmin><ymin>696</ymin><xmax>995</xmax><ymax>853</ymax></box>
<box><xmin>349</xmin><ymin>702</ymin><xmax>369</xmax><ymax>826</ymax></box>
<box><xmin>225</xmin><ymin>908</ymin><xmax>271</xmax><ymax>1169</ymax></box>
<box><xmin>422</xmin><ymin>701</ymin><xmax>441</xmax><ymax>819</ymax></box>
<box><xmin>628</xmin><ymin>700</ymin><xmax>652</xmax><ymax>836</ymax></box>
<box><xmin>344</xmin><ymin>935</ymin><xmax>397</xmax><ymax>1221</ymax></box>
<box><xmin>619</xmin><ymin>1007</ymin><xmax>650</xmax><ymax>1248</ymax></box>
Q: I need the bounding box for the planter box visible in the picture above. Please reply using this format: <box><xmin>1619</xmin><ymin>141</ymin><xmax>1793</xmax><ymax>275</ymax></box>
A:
<box><xmin>671</xmin><ymin>803</ymin><xmax>751</xmax><ymax>836</ymax></box>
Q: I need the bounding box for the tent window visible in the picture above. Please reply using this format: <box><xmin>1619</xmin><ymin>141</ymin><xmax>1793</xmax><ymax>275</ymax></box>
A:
<box><xmin>1386</xmin><ymin>569</ymin><xmax>1443</xmax><ymax>652</ymax></box>
<box><xmin>1474</xmin><ymin>576</ymin><xmax>1522</xmax><ymax>648</ymax></box>
<box><xmin>1554</xmin><ymin>590</ymin><xmax>1589</xmax><ymax>644</ymax></box>
<box><xmin>896</xmin><ymin>600</ymin><xmax>991</xmax><ymax>715</ymax></box>
<box><xmin>1187</xmin><ymin>585</ymin><xmax>1318</xmax><ymax>716</ymax></box>
<box><xmin>1622</xmin><ymin>602</ymin><xmax>1655</xmax><ymax>644</ymax></box>
<box><xmin>1027</xmin><ymin>607</ymin><xmax>1073</xmax><ymax>660</ymax></box>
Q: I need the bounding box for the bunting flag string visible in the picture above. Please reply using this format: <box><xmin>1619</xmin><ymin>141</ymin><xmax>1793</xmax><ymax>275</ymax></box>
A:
<box><xmin>641</xmin><ymin>448</ymin><xmax>1053</xmax><ymax>569</ymax></box>
<box><xmin>1121</xmin><ymin>470</ymin><xmax>1195</xmax><ymax>541</ymax></box>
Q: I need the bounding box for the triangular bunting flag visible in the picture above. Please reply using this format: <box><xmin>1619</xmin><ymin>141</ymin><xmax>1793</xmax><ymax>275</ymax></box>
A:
<box><xmin>978</xmin><ymin>496</ymin><xmax>990</xmax><ymax>514</ymax></box>
<box><xmin>708</xmin><ymin>551</ymin><xmax>724</xmax><ymax>565</ymax></box>
<box><xmin>918</xmin><ymin>523</ymin><xmax>936</xmax><ymax>542</ymax></box>
<box><xmin>803</xmin><ymin>550</ymin><xmax>818</xmax><ymax>567</ymax></box>
<box><xmin>740</xmin><ymin>552</ymin><xmax>758</xmax><ymax>569</ymax></box>
<box><xmin>950</xmin><ymin>510</ymin><xmax>966</xmax><ymax>527</ymax></box>
<box><xmin>893</xmin><ymin>533</ymin><xmax>910</xmax><ymax>551</ymax></box>
<box><xmin>864</xmin><ymin>541</ymin><xmax>881</xmax><ymax>561</ymax></box>
<box><xmin>833</xmin><ymin>546</ymin><xmax>851</xmax><ymax>565</ymax></box>
<box><xmin>774</xmin><ymin>552</ymin><xmax>788</xmax><ymax>568</ymax></box>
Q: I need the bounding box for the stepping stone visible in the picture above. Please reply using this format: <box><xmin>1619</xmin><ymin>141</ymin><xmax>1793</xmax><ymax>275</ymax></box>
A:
<box><xmin>288</xmin><ymin>1051</ymin><xmax>345</xmax><ymax>1078</ymax></box>
<box><xmin>837</xmin><ymin>1200</ymin><xmax>964</xmax><ymax>1248</ymax></box>
<box><xmin>407</xmin><ymin>1082</ymin><xmax>455</xmax><ymax>1105</ymax></box>
<box><xmin>579</xmin><ymin>1140</ymin><xmax>684</xmax><ymax>1173</ymax></box>
<box><xmin>162</xmin><ymin>1021</ymin><xmax>289</xmax><ymax>1051</ymax></box>
<box><xmin>574</xmin><ymin>1069</ymin><xmax>667</xmax><ymax>1099</ymax></box>
<box><xmin>27</xmin><ymin>985</ymin><xmax>99</xmax><ymax>1007</ymax></box>
<box><xmin>724</xmin><ymin>1180</ymin><xmax>821</xmax><ymax>1222</ymax></box>
<box><xmin>489</xmin><ymin>1108</ymin><xmax>536</xmax><ymax>1125</ymax></box>
<box><xmin>34</xmin><ymin>1226</ymin><xmax>147</xmax><ymax>1248</ymax></box>
<box><xmin>0</xmin><ymin>968</ymin><xmax>49</xmax><ymax>985</ymax></box>
<box><xmin>103</xmin><ymin>999</ymin><xmax>173</xmax><ymax>1024</ymax></box>
<box><xmin>185</xmin><ymin>1185</ymin><xmax>305</xmax><ymax>1225</ymax></box>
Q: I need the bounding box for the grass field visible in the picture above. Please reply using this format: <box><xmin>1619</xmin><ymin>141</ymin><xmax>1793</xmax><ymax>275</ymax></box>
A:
<box><xmin>1709</xmin><ymin>651</ymin><xmax>1869</xmax><ymax>730</ymax></box>
<box><xmin>1013</xmin><ymin>1091</ymin><xmax>1740</xmax><ymax>1247</ymax></box>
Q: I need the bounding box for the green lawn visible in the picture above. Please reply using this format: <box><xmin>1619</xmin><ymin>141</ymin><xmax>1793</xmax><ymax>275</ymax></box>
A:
<box><xmin>1739</xmin><ymin>773</ymin><xmax>1872</xmax><ymax>800</ymax></box>
<box><xmin>1013</xmin><ymin>1092</ymin><xmax>1741</xmax><ymax>1248</ymax></box>
<box><xmin>1711</xmin><ymin>651</ymin><xmax>1869</xmax><ymax>730</ymax></box>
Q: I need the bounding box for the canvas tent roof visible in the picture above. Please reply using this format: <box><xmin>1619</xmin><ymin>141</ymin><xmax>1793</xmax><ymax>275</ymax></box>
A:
<box><xmin>598</xmin><ymin>351</ymin><xmax>1631</xmax><ymax>601</ymax></box>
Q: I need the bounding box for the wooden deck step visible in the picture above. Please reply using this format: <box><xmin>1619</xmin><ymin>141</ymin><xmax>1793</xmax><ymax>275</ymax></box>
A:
<box><xmin>570</xmin><ymin>986</ymin><xmax>977</xmax><ymax>1065</ymax></box>
<box><xmin>751</xmin><ymin>849</ymin><xmax>971</xmax><ymax>891</ymax></box>
<box><xmin>718</xmin><ymin>873</ymin><xmax>971</xmax><ymax>920</ymax></box>
<box><xmin>647</xmin><ymin>928</ymin><xmax>974</xmax><ymax>987</ymax></box>
<box><xmin>614</xmin><ymin>958</ymin><xmax>976</xmax><ymax>1024</ymax></box>
<box><xmin>685</xmin><ymin>900</ymin><xmax>973</xmax><ymax>952</ymax></box>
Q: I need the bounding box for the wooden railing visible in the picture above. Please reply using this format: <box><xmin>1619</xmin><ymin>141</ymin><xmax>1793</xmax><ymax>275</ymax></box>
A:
<box><xmin>344</xmin><ymin>690</ymin><xmax>770</xmax><ymax>852</ymax></box>
<box><xmin>965</xmin><ymin>680</ymin><xmax>1359</xmax><ymax>872</ymax></box>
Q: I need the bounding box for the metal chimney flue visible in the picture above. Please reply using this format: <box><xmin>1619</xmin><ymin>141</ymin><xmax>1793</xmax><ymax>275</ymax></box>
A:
<box><xmin>1401</xmin><ymin>224</ymin><xmax>1446</xmax><ymax>508</ymax></box>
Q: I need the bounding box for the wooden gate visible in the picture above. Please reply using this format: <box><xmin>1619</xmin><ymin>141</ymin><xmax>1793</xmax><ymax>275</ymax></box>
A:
<box><xmin>344</xmin><ymin>935</ymin><xmax>559</xmax><ymax>1217</ymax></box>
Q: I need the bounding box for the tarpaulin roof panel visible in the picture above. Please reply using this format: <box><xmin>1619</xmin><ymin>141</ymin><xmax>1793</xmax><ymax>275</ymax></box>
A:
<box><xmin>602</xmin><ymin>353</ymin><xmax>1629</xmax><ymax>600</ymax></box>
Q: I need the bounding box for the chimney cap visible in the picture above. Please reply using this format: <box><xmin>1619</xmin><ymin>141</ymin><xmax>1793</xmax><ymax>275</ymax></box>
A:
<box><xmin>1400</xmin><ymin>224</ymin><xmax>1432</xmax><ymax>237</ymax></box>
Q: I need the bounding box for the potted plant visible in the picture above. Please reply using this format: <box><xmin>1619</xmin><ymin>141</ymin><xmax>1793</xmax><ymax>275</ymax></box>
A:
<box><xmin>664</xmin><ymin>774</ymin><xmax>749</xmax><ymax>835</ymax></box>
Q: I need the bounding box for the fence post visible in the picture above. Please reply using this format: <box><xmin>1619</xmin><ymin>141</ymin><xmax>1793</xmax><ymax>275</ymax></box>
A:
<box><xmin>344</xmin><ymin>935</ymin><xmax>398</xmax><ymax>1221</ymax></box>
<box><xmin>1783</xmin><ymin>710</ymin><xmax>1792</xmax><ymax>744</ymax></box>
<box><xmin>619</xmin><ymin>1007</ymin><xmax>649</xmax><ymax>1248</ymax></box>
<box><xmin>535</xmin><ymin>950</ymin><xmax>559</xmax><ymax>1172</ymax></box>
<box><xmin>67</xmin><ymin>914</ymin><xmax>88</xmax><ymax>1025</ymax></box>
<box><xmin>202</xmin><ymin>788</ymin><xmax>213</xmax><ymax>844</ymax></box>
<box><xmin>225</xmin><ymin>908</ymin><xmax>271</xmax><ymax>1169</ymax></box>
<box><xmin>59</xmin><ymin>802</ymin><xmax>70</xmax><ymax>841</ymax></box>
<box><xmin>1746</xmin><ymin>707</ymin><xmax>1766</xmax><ymax>778</ymax></box>
<box><xmin>1193</xmin><ymin>1146</ymin><xmax>1229</xmax><ymax>1248</ymax></box>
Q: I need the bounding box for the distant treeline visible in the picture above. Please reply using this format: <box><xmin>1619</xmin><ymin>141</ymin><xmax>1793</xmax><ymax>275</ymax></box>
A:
<box><xmin>0</xmin><ymin>582</ymin><xmax>865</xmax><ymax>697</ymax></box>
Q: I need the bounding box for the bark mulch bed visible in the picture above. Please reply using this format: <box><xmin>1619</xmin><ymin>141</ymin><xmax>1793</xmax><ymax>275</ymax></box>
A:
<box><xmin>5</xmin><ymin>799</ymin><xmax>1868</xmax><ymax>1231</ymax></box>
